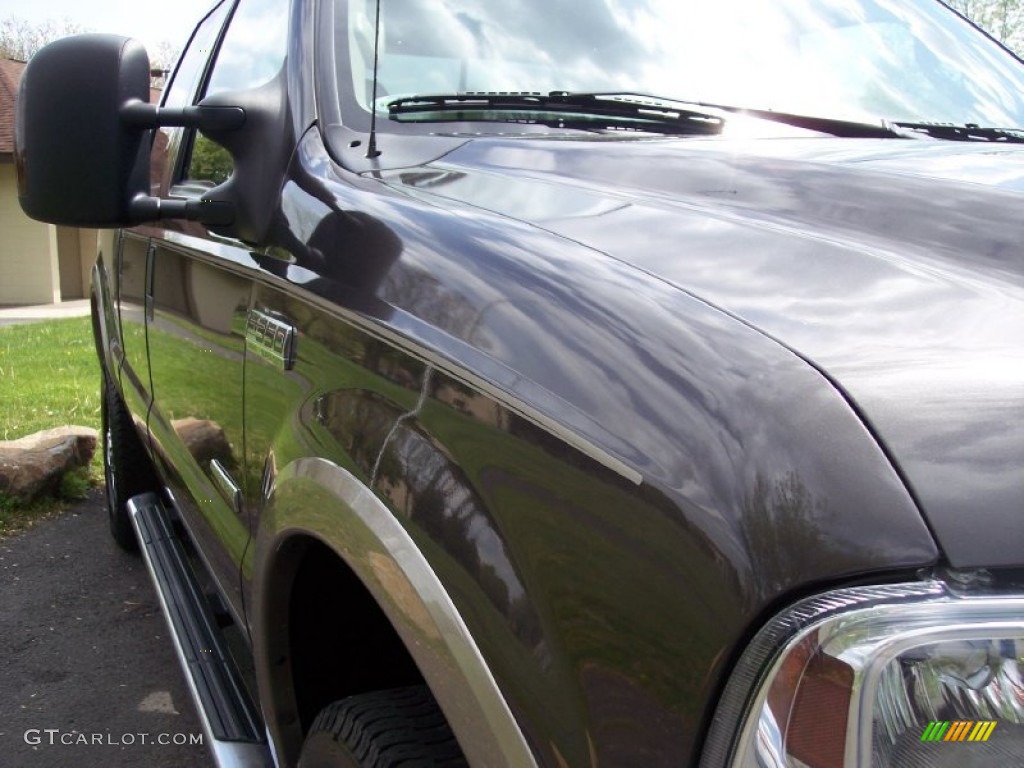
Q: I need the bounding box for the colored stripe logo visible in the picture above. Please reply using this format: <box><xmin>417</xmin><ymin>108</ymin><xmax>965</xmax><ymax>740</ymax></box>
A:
<box><xmin>921</xmin><ymin>721</ymin><xmax>997</xmax><ymax>742</ymax></box>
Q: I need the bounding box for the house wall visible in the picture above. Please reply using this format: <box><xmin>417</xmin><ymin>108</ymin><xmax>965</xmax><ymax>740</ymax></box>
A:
<box><xmin>57</xmin><ymin>226</ymin><xmax>84</xmax><ymax>300</ymax></box>
<box><xmin>56</xmin><ymin>227</ymin><xmax>98</xmax><ymax>300</ymax></box>
<box><xmin>0</xmin><ymin>162</ymin><xmax>60</xmax><ymax>305</ymax></box>
<box><xmin>79</xmin><ymin>229</ymin><xmax>98</xmax><ymax>296</ymax></box>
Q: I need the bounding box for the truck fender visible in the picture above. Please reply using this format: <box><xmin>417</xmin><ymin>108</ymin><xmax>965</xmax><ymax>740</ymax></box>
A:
<box><xmin>250</xmin><ymin>457</ymin><xmax>538</xmax><ymax>768</ymax></box>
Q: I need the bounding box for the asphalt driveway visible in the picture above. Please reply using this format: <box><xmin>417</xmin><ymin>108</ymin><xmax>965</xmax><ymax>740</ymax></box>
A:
<box><xmin>0</xmin><ymin>489</ymin><xmax>213</xmax><ymax>768</ymax></box>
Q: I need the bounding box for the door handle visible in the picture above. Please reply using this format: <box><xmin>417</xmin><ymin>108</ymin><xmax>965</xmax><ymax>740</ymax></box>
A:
<box><xmin>210</xmin><ymin>459</ymin><xmax>243</xmax><ymax>516</ymax></box>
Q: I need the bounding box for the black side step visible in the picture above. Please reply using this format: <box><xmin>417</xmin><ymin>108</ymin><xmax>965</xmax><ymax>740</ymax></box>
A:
<box><xmin>128</xmin><ymin>493</ymin><xmax>274</xmax><ymax>768</ymax></box>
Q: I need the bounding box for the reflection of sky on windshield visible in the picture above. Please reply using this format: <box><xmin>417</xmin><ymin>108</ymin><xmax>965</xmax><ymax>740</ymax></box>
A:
<box><xmin>346</xmin><ymin>0</ymin><xmax>1024</xmax><ymax>126</ymax></box>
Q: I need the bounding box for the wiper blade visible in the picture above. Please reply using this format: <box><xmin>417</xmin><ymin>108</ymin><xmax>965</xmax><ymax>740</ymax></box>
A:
<box><xmin>387</xmin><ymin>92</ymin><xmax>725</xmax><ymax>136</ymax></box>
<box><xmin>703</xmin><ymin>104</ymin><xmax>905</xmax><ymax>139</ymax></box>
<box><xmin>891</xmin><ymin>121</ymin><xmax>1024</xmax><ymax>143</ymax></box>
<box><xmin>546</xmin><ymin>94</ymin><xmax>906</xmax><ymax>139</ymax></box>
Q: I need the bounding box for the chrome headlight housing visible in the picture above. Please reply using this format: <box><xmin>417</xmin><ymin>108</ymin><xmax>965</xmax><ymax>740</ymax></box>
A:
<box><xmin>702</xmin><ymin>580</ymin><xmax>1024</xmax><ymax>767</ymax></box>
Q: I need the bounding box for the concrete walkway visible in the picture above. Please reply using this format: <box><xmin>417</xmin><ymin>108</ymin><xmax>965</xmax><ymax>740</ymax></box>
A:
<box><xmin>0</xmin><ymin>299</ymin><xmax>91</xmax><ymax>327</ymax></box>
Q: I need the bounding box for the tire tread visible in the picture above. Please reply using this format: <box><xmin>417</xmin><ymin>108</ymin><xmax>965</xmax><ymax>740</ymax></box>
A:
<box><xmin>304</xmin><ymin>686</ymin><xmax>467</xmax><ymax>767</ymax></box>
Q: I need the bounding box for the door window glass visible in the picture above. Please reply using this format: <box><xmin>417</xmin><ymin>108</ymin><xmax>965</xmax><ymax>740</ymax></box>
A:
<box><xmin>154</xmin><ymin>0</ymin><xmax>231</xmax><ymax>194</ymax></box>
<box><xmin>163</xmin><ymin>0</ymin><xmax>232</xmax><ymax>110</ymax></box>
<box><xmin>183</xmin><ymin>0</ymin><xmax>290</xmax><ymax>186</ymax></box>
<box><xmin>206</xmin><ymin>0</ymin><xmax>290</xmax><ymax>96</ymax></box>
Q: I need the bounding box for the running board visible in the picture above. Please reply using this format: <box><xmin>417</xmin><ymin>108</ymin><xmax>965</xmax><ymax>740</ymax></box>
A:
<box><xmin>128</xmin><ymin>493</ymin><xmax>274</xmax><ymax>768</ymax></box>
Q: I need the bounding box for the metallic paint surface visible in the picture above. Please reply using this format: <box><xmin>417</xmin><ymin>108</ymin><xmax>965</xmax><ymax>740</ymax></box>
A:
<box><xmin>385</xmin><ymin>135</ymin><xmax>1024</xmax><ymax>570</ymax></box>
<box><xmin>236</xmin><ymin>128</ymin><xmax>942</xmax><ymax>766</ymax></box>
<box><xmin>108</xmin><ymin>5</ymin><xmax>1024</xmax><ymax>763</ymax></box>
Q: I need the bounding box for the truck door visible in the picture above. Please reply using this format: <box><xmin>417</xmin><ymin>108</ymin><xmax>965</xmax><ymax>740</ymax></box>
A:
<box><xmin>116</xmin><ymin>2</ymin><xmax>233</xmax><ymax>473</ymax></box>
<box><xmin>116</xmin><ymin>230</ymin><xmax>152</xmax><ymax>423</ymax></box>
<box><xmin>145</xmin><ymin>0</ymin><xmax>289</xmax><ymax>621</ymax></box>
<box><xmin>142</xmin><ymin>0</ymin><xmax>247</xmax><ymax>615</ymax></box>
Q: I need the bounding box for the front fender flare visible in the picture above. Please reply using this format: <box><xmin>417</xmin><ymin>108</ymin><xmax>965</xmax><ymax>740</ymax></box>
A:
<box><xmin>250</xmin><ymin>457</ymin><xmax>537</xmax><ymax>768</ymax></box>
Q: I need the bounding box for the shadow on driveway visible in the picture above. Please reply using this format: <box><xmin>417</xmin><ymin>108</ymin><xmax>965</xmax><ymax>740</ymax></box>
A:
<box><xmin>0</xmin><ymin>489</ymin><xmax>213</xmax><ymax>767</ymax></box>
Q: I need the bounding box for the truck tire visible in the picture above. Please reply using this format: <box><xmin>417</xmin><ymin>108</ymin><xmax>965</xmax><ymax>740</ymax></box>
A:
<box><xmin>297</xmin><ymin>686</ymin><xmax>468</xmax><ymax>768</ymax></box>
<box><xmin>102</xmin><ymin>376</ymin><xmax>155</xmax><ymax>552</ymax></box>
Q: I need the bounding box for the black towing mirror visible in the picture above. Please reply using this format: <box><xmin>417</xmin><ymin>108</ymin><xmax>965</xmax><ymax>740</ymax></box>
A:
<box><xmin>16</xmin><ymin>34</ymin><xmax>243</xmax><ymax>228</ymax></box>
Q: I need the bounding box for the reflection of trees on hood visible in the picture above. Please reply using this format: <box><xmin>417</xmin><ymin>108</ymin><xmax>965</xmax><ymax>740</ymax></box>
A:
<box><xmin>741</xmin><ymin>472</ymin><xmax>859</xmax><ymax>603</ymax></box>
<box><xmin>381</xmin><ymin>266</ymin><xmax>485</xmax><ymax>342</ymax></box>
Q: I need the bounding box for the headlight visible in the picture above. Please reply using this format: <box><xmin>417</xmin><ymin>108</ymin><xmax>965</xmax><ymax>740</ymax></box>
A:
<box><xmin>701</xmin><ymin>580</ymin><xmax>1024</xmax><ymax>767</ymax></box>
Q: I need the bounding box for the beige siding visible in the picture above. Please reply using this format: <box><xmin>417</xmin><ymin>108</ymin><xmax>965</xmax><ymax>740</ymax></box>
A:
<box><xmin>57</xmin><ymin>226</ymin><xmax>84</xmax><ymax>300</ymax></box>
<box><xmin>56</xmin><ymin>226</ymin><xmax>98</xmax><ymax>300</ymax></box>
<box><xmin>78</xmin><ymin>229</ymin><xmax>98</xmax><ymax>296</ymax></box>
<box><xmin>0</xmin><ymin>163</ymin><xmax>59</xmax><ymax>304</ymax></box>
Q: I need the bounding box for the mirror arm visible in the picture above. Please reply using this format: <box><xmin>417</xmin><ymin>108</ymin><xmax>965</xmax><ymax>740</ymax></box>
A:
<box><xmin>129</xmin><ymin>195</ymin><xmax>235</xmax><ymax>228</ymax></box>
<box><xmin>121</xmin><ymin>100</ymin><xmax>246</xmax><ymax>132</ymax></box>
<box><xmin>120</xmin><ymin>100</ymin><xmax>242</xmax><ymax>229</ymax></box>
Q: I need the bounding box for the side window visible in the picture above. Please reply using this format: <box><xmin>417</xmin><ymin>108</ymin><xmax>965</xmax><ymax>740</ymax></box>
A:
<box><xmin>206</xmin><ymin>0</ymin><xmax>290</xmax><ymax>97</ymax></box>
<box><xmin>163</xmin><ymin>1</ymin><xmax>233</xmax><ymax>111</ymax></box>
<box><xmin>151</xmin><ymin>0</ymin><xmax>232</xmax><ymax>194</ymax></box>
<box><xmin>184</xmin><ymin>0</ymin><xmax>290</xmax><ymax>187</ymax></box>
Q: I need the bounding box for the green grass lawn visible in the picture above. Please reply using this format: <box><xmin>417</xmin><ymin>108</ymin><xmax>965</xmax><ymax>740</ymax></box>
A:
<box><xmin>0</xmin><ymin>316</ymin><xmax>102</xmax><ymax>535</ymax></box>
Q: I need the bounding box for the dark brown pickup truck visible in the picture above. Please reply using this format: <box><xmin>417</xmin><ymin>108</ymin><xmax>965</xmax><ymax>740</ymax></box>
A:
<box><xmin>16</xmin><ymin>0</ymin><xmax>1024</xmax><ymax>766</ymax></box>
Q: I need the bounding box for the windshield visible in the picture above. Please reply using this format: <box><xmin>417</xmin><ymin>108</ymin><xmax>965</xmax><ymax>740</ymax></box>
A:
<box><xmin>333</xmin><ymin>0</ymin><xmax>1024</xmax><ymax>133</ymax></box>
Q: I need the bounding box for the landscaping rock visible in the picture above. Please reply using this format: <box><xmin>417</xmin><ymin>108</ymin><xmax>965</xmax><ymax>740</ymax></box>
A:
<box><xmin>172</xmin><ymin>417</ymin><xmax>235</xmax><ymax>468</ymax></box>
<box><xmin>0</xmin><ymin>426</ymin><xmax>98</xmax><ymax>503</ymax></box>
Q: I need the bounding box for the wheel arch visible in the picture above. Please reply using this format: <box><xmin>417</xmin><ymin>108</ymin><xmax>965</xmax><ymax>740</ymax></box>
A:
<box><xmin>250</xmin><ymin>457</ymin><xmax>537</xmax><ymax>768</ymax></box>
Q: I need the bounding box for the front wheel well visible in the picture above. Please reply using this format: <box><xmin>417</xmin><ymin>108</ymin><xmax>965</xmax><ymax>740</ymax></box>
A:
<box><xmin>282</xmin><ymin>538</ymin><xmax>426</xmax><ymax>737</ymax></box>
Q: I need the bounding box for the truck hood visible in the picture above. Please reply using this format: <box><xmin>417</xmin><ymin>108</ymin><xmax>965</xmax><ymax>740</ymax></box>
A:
<box><xmin>387</xmin><ymin>136</ymin><xmax>1024</xmax><ymax>568</ymax></box>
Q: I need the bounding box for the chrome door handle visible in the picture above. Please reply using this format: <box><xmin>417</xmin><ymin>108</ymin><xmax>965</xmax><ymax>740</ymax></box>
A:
<box><xmin>210</xmin><ymin>459</ymin><xmax>243</xmax><ymax>515</ymax></box>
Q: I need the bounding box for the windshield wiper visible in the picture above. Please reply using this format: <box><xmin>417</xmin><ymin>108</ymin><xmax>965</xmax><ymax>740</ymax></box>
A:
<box><xmin>391</xmin><ymin>92</ymin><xmax>1024</xmax><ymax>144</ymax></box>
<box><xmin>392</xmin><ymin>91</ymin><xmax>904</xmax><ymax>140</ymax></box>
<box><xmin>703</xmin><ymin>104</ymin><xmax>905</xmax><ymax>139</ymax></box>
<box><xmin>891</xmin><ymin>121</ymin><xmax>1024</xmax><ymax>144</ymax></box>
<box><xmin>387</xmin><ymin>92</ymin><xmax>725</xmax><ymax>136</ymax></box>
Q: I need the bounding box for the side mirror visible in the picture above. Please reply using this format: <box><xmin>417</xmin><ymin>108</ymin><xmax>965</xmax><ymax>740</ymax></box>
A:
<box><xmin>16</xmin><ymin>34</ymin><xmax>242</xmax><ymax>228</ymax></box>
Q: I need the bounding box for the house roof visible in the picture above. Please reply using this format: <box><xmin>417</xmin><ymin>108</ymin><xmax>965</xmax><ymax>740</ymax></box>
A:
<box><xmin>0</xmin><ymin>59</ymin><xmax>27</xmax><ymax>156</ymax></box>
